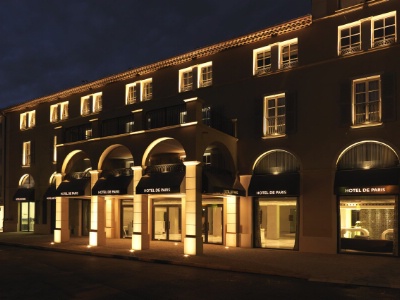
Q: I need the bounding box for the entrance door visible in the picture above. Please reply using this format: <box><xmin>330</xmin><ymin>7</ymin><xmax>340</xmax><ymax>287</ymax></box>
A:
<box><xmin>121</xmin><ymin>200</ymin><xmax>133</xmax><ymax>238</ymax></box>
<box><xmin>202</xmin><ymin>204</ymin><xmax>223</xmax><ymax>244</ymax></box>
<box><xmin>20</xmin><ymin>202</ymin><xmax>35</xmax><ymax>232</ymax></box>
<box><xmin>153</xmin><ymin>205</ymin><xmax>181</xmax><ymax>241</ymax></box>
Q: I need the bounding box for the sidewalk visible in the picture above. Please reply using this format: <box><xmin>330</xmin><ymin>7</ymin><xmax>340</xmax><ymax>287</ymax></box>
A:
<box><xmin>1</xmin><ymin>232</ymin><xmax>400</xmax><ymax>289</ymax></box>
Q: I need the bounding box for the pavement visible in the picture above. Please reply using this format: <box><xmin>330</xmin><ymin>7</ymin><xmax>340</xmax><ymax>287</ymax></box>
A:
<box><xmin>1</xmin><ymin>232</ymin><xmax>400</xmax><ymax>290</ymax></box>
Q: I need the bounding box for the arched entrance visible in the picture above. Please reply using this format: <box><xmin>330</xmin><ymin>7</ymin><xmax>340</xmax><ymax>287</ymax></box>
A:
<box><xmin>14</xmin><ymin>174</ymin><xmax>35</xmax><ymax>232</ymax></box>
<box><xmin>335</xmin><ymin>141</ymin><xmax>399</xmax><ymax>255</ymax></box>
<box><xmin>248</xmin><ymin>150</ymin><xmax>300</xmax><ymax>250</ymax></box>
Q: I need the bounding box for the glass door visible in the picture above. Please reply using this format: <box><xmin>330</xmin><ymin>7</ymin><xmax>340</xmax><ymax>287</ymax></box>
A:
<box><xmin>20</xmin><ymin>202</ymin><xmax>35</xmax><ymax>232</ymax></box>
<box><xmin>121</xmin><ymin>200</ymin><xmax>133</xmax><ymax>238</ymax></box>
<box><xmin>153</xmin><ymin>205</ymin><xmax>181</xmax><ymax>241</ymax></box>
<box><xmin>202</xmin><ymin>204</ymin><xmax>223</xmax><ymax>244</ymax></box>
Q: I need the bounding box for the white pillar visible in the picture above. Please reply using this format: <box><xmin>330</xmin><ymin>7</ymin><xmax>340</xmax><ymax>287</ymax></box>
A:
<box><xmin>225</xmin><ymin>196</ymin><xmax>237</xmax><ymax>247</ymax></box>
<box><xmin>105</xmin><ymin>198</ymin><xmax>114</xmax><ymax>238</ymax></box>
<box><xmin>132</xmin><ymin>166</ymin><xmax>150</xmax><ymax>250</ymax></box>
<box><xmin>183</xmin><ymin>161</ymin><xmax>203</xmax><ymax>255</ymax></box>
<box><xmin>89</xmin><ymin>170</ymin><xmax>106</xmax><ymax>246</ymax></box>
<box><xmin>239</xmin><ymin>174</ymin><xmax>252</xmax><ymax>247</ymax></box>
<box><xmin>54</xmin><ymin>173</ymin><xmax>69</xmax><ymax>243</ymax></box>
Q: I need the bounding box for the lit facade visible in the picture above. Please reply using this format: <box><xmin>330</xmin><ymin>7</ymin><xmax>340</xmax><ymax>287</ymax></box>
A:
<box><xmin>2</xmin><ymin>0</ymin><xmax>400</xmax><ymax>256</ymax></box>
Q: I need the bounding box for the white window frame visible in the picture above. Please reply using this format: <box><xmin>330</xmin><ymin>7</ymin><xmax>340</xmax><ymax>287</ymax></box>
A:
<box><xmin>141</xmin><ymin>78</ymin><xmax>153</xmax><ymax>101</ymax></box>
<box><xmin>371</xmin><ymin>11</ymin><xmax>397</xmax><ymax>48</ymax></box>
<box><xmin>81</xmin><ymin>96</ymin><xmax>92</xmax><ymax>115</ymax></box>
<box><xmin>338</xmin><ymin>21</ymin><xmax>361</xmax><ymax>56</ymax></box>
<box><xmin>279</xmin><ymin>38</ymin><xmax>298</xmax><ymax>70</ymax></box>
<box><xmin>352</xmin><ymin>75</ymin><xmax>382</xmax><ymax>127</ymax></box>
<box><xmin>126</xmin><ymin>78</ymin><xmax>152</xmax><ymax>104</ymax></box>
<box><xmin>125</xmin><ymin>82</ymin><xmax>137</xmax><ymax>104</ymax></box>
<box><xmin>198</xmin><ymin>62</ymin><xmax>213</xmax><ymax>88</ymax></box>
<box><xmin>20</xmin><ymin>110</ymin><xmax>35</xmax><ymax>130</ymax></box>
<box><xmin>179</xmin><ymin>67</ymin><xmax>194</xmax><ymax>92</ymax></box>
<box><xmin>22</xmin><ymin>141</ymin><xmax>31</xmax><ymax>166</ymax></box>
<box><xmin>253</xmin><ymin>46</ymin><xmax>272</xmax><ymax>75</ymax></box>
<box><xmin>92</xmin><ymin>92</ymin><xmax>102</xmax><ymax>113</ymax></box>
<box><xmin>50</xmin><ymin>104</ymin><xmax>59</xmax><ymax>123</ymax></box>
<box><xmin>263</xmin><ymin>93</ymin><xmax>286</xmax><ymax>137</ymax></box>
<box><xmin>60</xmin><ymin>101</ymin><xmax>69</xmax><ymax>120</ymax></box>
<box><xmin>53</xmin><ymin>136</ymin><xmax>57</xmax><ymax>163</ymax></box>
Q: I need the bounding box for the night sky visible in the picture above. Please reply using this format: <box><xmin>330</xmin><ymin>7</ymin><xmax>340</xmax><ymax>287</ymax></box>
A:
<box><xmin>0</xmin><ymin>0</ymin><xmax>311</xmax><ymax>109</ymax></box>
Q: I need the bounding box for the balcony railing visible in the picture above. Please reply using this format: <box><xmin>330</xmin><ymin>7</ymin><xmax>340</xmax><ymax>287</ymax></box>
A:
<box><xmin>144</xmin><ymin>163</ymin><xmax>185</xmax><ymax>174</ymax></box>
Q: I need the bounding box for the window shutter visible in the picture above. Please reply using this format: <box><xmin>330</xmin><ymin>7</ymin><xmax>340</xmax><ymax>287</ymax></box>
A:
<box><xmin>381</xmin><ymin>72</ymin><xmax>396</xmax><ymax>122</ymax></box>
<box><xmin>285</xmin><ymin>91</ymin><xmax>297</xmax><ymax>135</ymax></box>
<box><xmin>340</xmin><ymin>80</ymin><xmax>352</xmax><ymax>127</ymax></box>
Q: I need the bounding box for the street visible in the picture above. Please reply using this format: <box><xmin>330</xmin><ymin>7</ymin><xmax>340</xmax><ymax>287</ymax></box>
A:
<box><xmin>0</xmin><ymin>245</ymin><xmax>399</xmax><ymax>299</ymax></box>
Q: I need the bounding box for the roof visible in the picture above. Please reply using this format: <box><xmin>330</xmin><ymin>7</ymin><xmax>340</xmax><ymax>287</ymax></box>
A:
<box><xmin>4</xmin><ymin>15</ymin><xmax>312</xmax><ymax>113</ymax></box>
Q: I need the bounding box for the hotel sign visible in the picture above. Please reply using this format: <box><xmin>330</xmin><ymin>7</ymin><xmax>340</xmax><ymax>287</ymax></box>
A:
<box><xmin>338</xmin><ymin>185</ymin><xmax>399</xmax><ymax>195</ymax></box>
<box><xmin>255</xmin><ymin>190</ymin><xmax>288</xmax><ymax>196</ymax></box>
<box><xmin>138</xmin><ymin>187</ymin><xmax>179</xmax><ymax>194</ymax></box>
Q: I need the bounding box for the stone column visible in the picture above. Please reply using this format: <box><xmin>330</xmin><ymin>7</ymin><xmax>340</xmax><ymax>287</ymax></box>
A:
<box><xmin>132</xmin><ymin>166</ymin><xmax>150</xmax><ymax>250</ymax></box>
<box><xmin>183</xmin><ymin>161</ymin><xmax>203</xmax><ymax>255</ymax></box>
<box><xmin>54</xmin><ymin>173</ymin><xmax>69</xmax><ymax>243</ymax></box>
<box><xmin>225</xmin><ymin>195</ymin><xmax>238</xmax><ymax>247</ymax></box>
<box><xmin>89</xmin><ymin>170</ymin><xmax>106</xmax><ymax>246</ymax></box>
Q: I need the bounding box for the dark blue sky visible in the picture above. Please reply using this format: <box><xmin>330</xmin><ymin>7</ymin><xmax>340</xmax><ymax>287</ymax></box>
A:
<box><xmin>0</xmin><ymin>0</ymin><xmax>311</xmax><ymax>109</ymax></box>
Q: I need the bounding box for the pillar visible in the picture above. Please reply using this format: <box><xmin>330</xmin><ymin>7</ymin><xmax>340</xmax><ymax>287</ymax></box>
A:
<box><xmin>54</xmin><ymin>173</ymin><xmax>69</xmax><ymax>243</ymax></box>
<box><xmin>89</xmin><ymin>170</ymin><xmax>106</xmax><ymax>246</ymax></box>
<box><xmin>266</xmin><ymin>205</ymin><xmax>280</xmax><ymax>240</ymax></box>
<box><xmin>132</xmin><ymin>166</ymin><xmax>150</xmax><ymax>250</ymax></box>
<box><xmin>183</xmin><ymin>161</ymin><xmax>203</xmax><ymax>255</ymax></box>
<box><xmin>105</xmin><ymin>198</ymin><xmax>114</xmax><ymax>238</ymax></box>
<box><xmin>225</xmin><ymin>196</ymin><xmax>238</xmax><ymax>247</ymax></box>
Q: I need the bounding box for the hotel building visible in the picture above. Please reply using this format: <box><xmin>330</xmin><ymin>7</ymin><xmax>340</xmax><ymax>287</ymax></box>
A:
<box><xmin>2</xmin><ymin>0</ymin><xmax>400</xmax><ymax>256</ymax></box>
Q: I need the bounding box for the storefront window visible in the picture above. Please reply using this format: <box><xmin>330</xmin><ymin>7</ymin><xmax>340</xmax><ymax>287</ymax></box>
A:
<box><xmin>255</xmin><ymin>198</ymin><xmax>297</xmax><ymax>249</ymax></box>
<box><xmin>121</xmin><ymin>200</ymin><xmax>133</xmax><ymax>238</ymax></box>
<box><xmin>20</xmin><ymin>202</ymin><xmax>35</xmax><ymax>232</ymax></box>
<box><xmin>339</xmin><ymin>196</ymin><xmax>397</xmax><ymax>254</ymax></box>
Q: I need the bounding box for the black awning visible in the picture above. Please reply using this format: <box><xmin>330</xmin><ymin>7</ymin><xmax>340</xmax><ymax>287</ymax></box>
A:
<box><xmin>248</xmin><ymin>173</ymin><xmax>300</xmax><ymax>197</ymax></box>
<box><xmin>202</xmin><ymin>168</ymin><xmax>246</xmax><ymax>196</ymax></box>
<box><xmin>334</xmin><ymin>168</ymin><xmax>400</xmax><ymax>195</ymax></box>
<box><xmin>136</xmin><ymin>171</ymin><xmax>185</xmax><ymax>194</ymax></box>
<box><xmin>56</xmin><ymin>178</ymin><xmax>90</xmax><ymax>197</ymax></box>
<box><xmin>92</xmin><ymin>175</ymin><xmax>133</xmax><ymax>196</ymax></box>
<box><xmin>13</xmin><ymin>188</ymin><xmax>35</xmax><ymax>201</ymax></box>
<box><xmin>43</xmin><ymin>185</ymin><xmax>57</xmax><ymax>200</ymax></box>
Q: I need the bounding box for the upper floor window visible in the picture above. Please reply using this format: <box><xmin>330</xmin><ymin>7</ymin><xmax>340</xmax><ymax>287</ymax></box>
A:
<box><xmin>263</xmin><ymin>93</ymin><xmax>286</xmax><ymax>137</ymax></box>
<box><xmin>372</xmin><ymin>12</ymin><xmax>396</xmax><ymax>48</ymax></box>
<box><xmin>81</xmin><ymin>92</ymin><xmax>102</xmax><ymax>115</ymax></box>
<box><xmin>20</xmin><ymin>110</ymin><xmax>35</xmax><ymax>130</ymax></box>
<box><xmin>280</xmin><ymin>39</ymin><xmax>298</xmax><ymax>69</ymax></box>
<box><xmin>50</xmin><ymin>101</ymin><xmax>69</xmax><ymax>123</ymax></box>
<box><xmin>179</xmin><ymin>62</ymin><xmax>213</xmax><ymax>92</ymax></box>
<box><xmin>254</xmin><ymin>46</ymin><xmax>272</xmax><ymax>75</ymax></box>
<box><xmin>352</xmin><ymin>76</ymin><xmax>381</xmax><ymax>126</ymax></box>
<box><xmin>198</xmin><ymin>62</ymin><xmax>213</xmax><ymax>88</ymax></box>
<box><xmin>22</xmin><ymin>141</ymin><xmax>31</xmax><ymax>166</ymax></box>
<box><xmin>338</xmin><ymin>21</ymin><xmax>361</xmax><ymax>56</ymax></box>
<box><xmin>179</xmin><ymin>67</ymin><xmax>193</xmax><ymax>92</ymax></box>
<box><xmin>125</xmin><ymin>78</ymin><xmax>152</xmax><ymax>104</ymax></box>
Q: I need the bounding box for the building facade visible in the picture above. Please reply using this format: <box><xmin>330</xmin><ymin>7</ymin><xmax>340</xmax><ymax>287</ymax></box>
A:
<box><xmin>2</xmin><ymin>0</ymin><xmax>400</xmax><ymax>256</ymax></box>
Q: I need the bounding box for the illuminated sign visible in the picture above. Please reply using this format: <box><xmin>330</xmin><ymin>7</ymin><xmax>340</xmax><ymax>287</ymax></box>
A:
<box><xmin>142</xmin><ymin>187</ymin><xmax>172</xmax><ymax>193</ymax></box>
<box><xmin>60</xmin><ymin>191</ymin><xmax>80</xmax><ymax>196</ymax></box>
<box><xmin>15</xmin><ymin>197</ymin><xmax>27</xmax><ymax>201</ymax></box>
<box><xmin>97</xmin><ymin>190</ymin><xmax>122</xmax><ymax>195</ymax></box>
<box><xmin>338</xmin><ymin>185</ymin><xmax>399</xmax><ymax>195</ymax></box>
<box><xmin>256</xmin><ymin>190</ymin><xmax>287</xmax><ymax>195</ymax></box>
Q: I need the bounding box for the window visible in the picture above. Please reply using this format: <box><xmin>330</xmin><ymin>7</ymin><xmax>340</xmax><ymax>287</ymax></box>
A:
<box><xmin>50</xmin><ymin>101</ymin><xmax>69</xmax><ymax>123</ymax></box>
<box><xmin>338</xmin><ymin>21</ymin><xmax>361</xmax><ymax>56</ymax></box>
<box><xmin>142</xmin><ymin>79</ymin><xmax>153</xmax><ymax>101</ymax></box>
<box><xmin>81</xmin><ymin>92</ymin><xmax>102</xmax><ymax>115</ymax></box>
<box><xmin>352</xmin><ymin>76</ymin><xmax>381</xmax><ymax>126</ymax></box>
<box><xmin>280</xmin><ymin>39</ymin><xmax>298</xmax><ymax>69</ymax></box>
<box><xmin>125</xmin><ymin>79</ymin><xmax>152</xmax><ymax>104</ymax></box>
<box><xmin>263</xmin><ymin>93</ymin><xmax>286</xmax><ymax>137</ymax></box>
<box><xmin>179</xmin><ymin>62</ymin><xmax>213</xmax><ymax>92</ymax></box>
<box><xmin>125</xmin><ymin>121</ymin><xmax>134</xmax><ymax>133</ymax></box>
<box><xmin>180</xmin><ymin>68</ymin><xmax>193</xmax><ymax>92</ymax></box>
<box><xmin>20</xmin><ymin>110</ymin><xmax>35</xmax><ymax>130</ymax></box>
<box><xmin>372</xmin><ymin>12</ymin><xmax>396</xmax><ymax>48</ymax></box>
<box><xmin>254</xmin><ymin>46</ymin><xmax>272</xmax><ymax>75</ymax></box>
<box><xmin>198</xmin><ymin>62</ymin><xmax>213</xmax><ymax>88</ymax></box>
<box><xmin>22</xmin><ymin>141</ymin><xmax>31</xmax><ymax>166</ymax></box>
<box><xmin>53</xmin><ymin>136</ymin><xmax>57</xmax><ymax>163</ymax></box>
